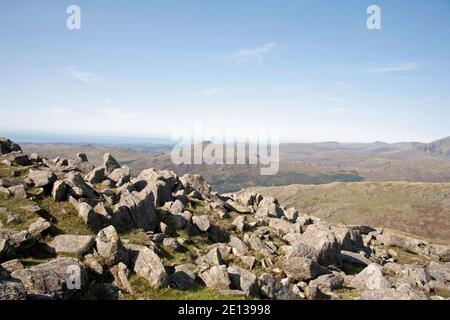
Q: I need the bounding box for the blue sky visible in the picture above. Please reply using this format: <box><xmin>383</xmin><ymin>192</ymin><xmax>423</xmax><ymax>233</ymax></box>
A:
<box><xmin>0</xmin><ymin>0</ymin><xmax>449</xmax><ymax>142</ymax></box>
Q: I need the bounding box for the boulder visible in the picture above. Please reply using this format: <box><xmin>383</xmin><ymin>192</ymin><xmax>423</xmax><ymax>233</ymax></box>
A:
<box><xmin>8</xmin><ymin>185</ymin><xmax>27</xmax><ymax>199</ymax></box>
<box><xmin>170</xmin><ymin>264</ymin><xmax>196</xmax><ymax>290</ymax></box>
<box><xmin>180</xmin><ymin>174</ymin><xmax>211</xmax><ymax>195</ymax></box>
<box><xmin>103</xmin><ymin>153</ymin><xmax>121</xmax><ymax>175</ymax></box>
<box><xmin>48</xmin><ymin>235</ymin><xmax>94</xmax><ymax>255</ymax></box>
<box><xmin>169</xmin><ymin>199</ymin><xmax>184</xmax><ymax>214</ymax></box>
<box><xmin>11</xmin><ymin>257</ymin><xmax>87</xmax><ymax>300</ymax></box>
<box><xmin>232</xmin><ymin>215</ymin><xmax>246</xmax><ymax>232</ymax></box>
<box><xmin>361</xmin><ymin>284</ymin><xmax>428</xmax><ymax>300</ymax></box>
<box><xmin>27</xmin><ymin>217</ymin><xmax>51</xmax><ymax>238</ymax></box>
<box><xmin>259</xmin><ymin>273</ymin><xmax>297</xmax><ymax>300</ymax></box>
<box><xmin>296</xmin><ymin>224</ymin><xmax>342</xmax><ymax>267</ymax></box>
<box><xmin>0</xmin><ymin>138</ymin><xmax>22</xmax><ymax>154</ymax></box>
<box><xmin>75</xmin><ymin>202</ymin><xmax>104</xmax><ymax>230</ymax></box>
<box><xmin>341</xmin><ymin>250</ymin><xmax>372</xmax><ymax>266</ymax></box>
<box><xmin>199</xmin><ymin>265</ymin><xmax>230</xmax><ymax>290</ymax></box>
<box><xmin>227</xmin><ymin>265</ymin><xmax>259</xmax><ymax>296</ymax></box>
<box><xmin>1</xmin><ymin>259</ymin><xmax>24</xmax><ymax>273</ymax></box>
<box><xmin>108</xmin><ymin>166</ymin><xmax>130</xmax><ymax>187</ymax></box>
<box><xmin>95</xmin><ymin>226</ymin><xmax>128</xmax><ymax>266</ymax></box>
<box><xmin>27</xmin><ymin>170</ymin><xmax>57</xmax><ymax>188</ymax></box>
<box><xmin>84</xmin><ymin>167</ymin><xmax>106</xmax><ymax>184</ymax></box>
<box><xmin>1</xmin><ymin>152</ymin><xmax>30</xmax><ymax>166</ymax></box>
<box><xmin>268</xmin><ymin>218</ymin><xmax>300</xmax><ymax>234</ymax></box>
<box><xmin>245</xmin><ymin>235</ymin><xmax>276</xmax><ymax>257</ymax></box>
<box><xmin>110</xmin><ymin>262</ymin><xmax>133</xmax><ymax>294</ymax></box>
<box><xmin>192</xmin><ymin>215</ymin><xmax>211</xmax><ymax>232</ymax></box>
<box><xmin>0</xmin><ymin>276</ymin><xmax>27</xmax><ymax>300</ymax></box>
<box><xmin>0</xmin><ymin>230</ymin><xmax>34</xmax><ymax>253</ymax></box>
<box><xmin>127</xmin><ymin>244</ymin><xmax>168</xmax><ymax>289</ymax></box>
<box><xmin>283</xmin><ymin>256</ymin><xmax>329</xmax><ymax>281</ymax></box>
<box><xmin>195</xmin><ymin>248</ymin><xmax>223</xmax><ymax>266</ymax></box>
<box><xmin>229</xmin><ymin>235</ymin><xmax>249</xmax><ymax>256</ymax></box>
<box><xmin>308</xmin><ymin>273</ymin><xmax>344</xmax><ymax>292</ymax></box>
<box><xmin>349</xmin><ymin>264</ymin><xmax>392</xmax><ymax>290</ymax></box>
<box><xmin>118</xmin><ymin>190</ymin><xmax>159</xmax><ymax>231</ymax></box>
<box><xmin>51</xmin><ymin>181</ymin><xmax>67</xmax><ymax>202</ymax></box>
<box><xmin>65</xmin><ymin>172</ymin><xmax>97</xmax><ymax>199</ymax></box>
<box><xmin>284</xmin><ymin>207</ymin><xmax>299</xmax><ymax>222</ymax></box>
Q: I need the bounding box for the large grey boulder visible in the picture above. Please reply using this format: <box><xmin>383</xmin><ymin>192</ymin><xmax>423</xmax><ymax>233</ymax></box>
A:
<box><xmin>8</xmin><ymin>185</ymin><xmax>27</xmax><ymax>199</ymax></box>
<box><xmin>296</xmin><ymin>224</ymin><xmax>342</xmax><ymax>267</ymax></box>
<box><xmin>73</xmin><ymin>201</ymin><xmax>104</xmax><ymax>230</ymax></box>
<box><xmin>27</xmin><ymin>170</ymin><xmax>57</xmax><ymax>188</ymax></box>
<box><xmin>308</xmin><ymin>273</ymin><xmax>344</xmax><ymax>293</ymax></box>
<box><xmin>229</xmin><ymin>235</ymin><xmax>249</xmax><ymax>256</ymax></box>
<box><xmin>48</xmin><ymin>235</ymin><xmax>94</xmax><ymax>255</ymax></box>
<box><xmin>84</xmin><ymin>167</ymin><xmax>106</xmax><ymax>184</ymax></box>
<box><xmin>259</xmin><ymin>273</ymin><xmax>297</xmax><ymax>300</ymax></box>
<box><xmin>227</xmin><ymin>265</ymin><xmax>259</xmax><ymax>296</ymax></box>
<box><xmin>0</xmin><ymin>265</ymin><xmax>27</xmax><ymax>300</ymax></box>
<box><xmin>0</xmin><ymin>138</ymin><xmax>22</xmax><ymax>154</ymax></box>
<box><xmin>0</xmin><ymin>230</ymin><xmax>34</xmax><ymax>253</ymax></box>
<box><xmin>349</xmin><ymin>264</ymin><xmax>392</xmax><ymax>290</ymax></box>
<box><xmin>341</xmin><ymin>250</ymin><xmax>372</xmax><ymax>266</ymax></box>
<box><xmin>52</xmin><ymin>181</ymin><xmax>67</xmax><ymax>202</ymax></box>
<box><xmin>268</xmin><ymin>218</ymin><xmax>300</xmax><ymax>234</ymax></box>
<box><xmin>361</xmin><ymin>284</ymin><xmax>428</xmax><ymax>300</ymax></box>
<box><xmin>95</xmin><ymin>226</ymin><xmax>128</xmax><ymax>266</ymax></box>
<box><xmin>180</xmin><ymin>174</ymin><xmax>211</xmax><ymax>195</ymax></box>
<box><xmin>170</xmin><ymin>264</ymin><xmax>196</xmax><ymax>290</ymax></box>
<box><xmin>283</xmin><ymin>256</ymin><xmax>329</xmax><ymax>281</ymax></box>
<box><xmin>245</xmin><ymin>235</ymin><xmax>276</xmax><ymax>257</ymax></box>
<box><xmin>110</xmin><ymin>262</ymin><xmax>133</xmax><ymax>294</ymax></box>
<box><xmin>108</xmin><ymin>166</ymin><xmax>130</xmax><ymax>187</ymax></box>
<box><xmin>103</xmin><ymin>153</ymin><xmax>121</xmax><ymax>175</ymax></box>
<box><xmin>11</xmin><ymin>257</ymin><xmax>87</xmax><ymax>300</ymax></box>
<box><xmin>65</xmin><ymin>172</ymin><xmax>97</xmax><ymax>199</ymax></box>
<box><xmin>199</xmin><ymin>265</ymin><xmax>230</xmax><ymax>290</ymax></box>
<box><xmin>195</xmin><ymin>248</ymin><xmax>223</xmax><ymax>266</ymax></box>
<box><xmin>27</xmin><ymin>218</ymin><xmax>51</xmax><ymax>238</ymax></box>
<box><xmin>118</xmin><ymin>190</ymin><xmax>159</xmax><ymax>231</ymax></box>
<box><xmin>192</xmin><ymin>215</ymin><xmax>211</xmax><ymax>232</ymax></box>
<box><xmin>126</xmin><ymin>244</ymin><xmax>168</xmax><ymax>289</ymax></box>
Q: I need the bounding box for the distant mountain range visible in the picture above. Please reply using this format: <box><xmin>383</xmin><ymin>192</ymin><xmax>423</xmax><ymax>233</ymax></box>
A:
<box><xmin>19</xmin><ymin>136</ymin><xmax>450</xmax><ymax>193</ymax></box>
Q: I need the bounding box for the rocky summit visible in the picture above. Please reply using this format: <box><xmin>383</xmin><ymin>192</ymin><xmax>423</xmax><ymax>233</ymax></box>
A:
<box><xmin>0</xmin><ymin>137</ymin><xmax>449</xmax><ymax>300</ymax></box>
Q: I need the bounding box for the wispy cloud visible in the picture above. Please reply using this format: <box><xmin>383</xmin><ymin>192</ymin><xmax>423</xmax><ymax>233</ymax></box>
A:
<box><xmin>63</xmin><ymin>66</ymin><xmax>98</xmax><ymax>83</ymax></box>
<box><xmin>48</xmin><ymin>107</ymin><xmax>69</xmax><ymax>114</ymax></box>
<box><xmin>100</xmin><ymin>98</ymin><xmax>112</xmax><ymax>104</ymax></box>
<box><xmin>97</xmin><ymin>108</ymin><xmax>134</xmax><ymax>119</ymax></box>
<box><xmin>328</xmin><ymin>97</ymin><xmax>345</xmax><ymax>102</ymax></box>
<box><xmin>201</xmin><ymin>87</ymin><xmax>221</xmax><ymax>96</ymax></box>
<box><xmin>336</xmin><ymin>81</ymin><xmax>354</xmax><ymax>89</ymax></box>
<box><xmin>365</xmin><ymin>62</ymin><xmax>417</xmax><ymax>75</ymax></box>
<box><xmin>232</xmin><ymin>42</ymin><xmax>278</xmax><ymax>64</ymax></box>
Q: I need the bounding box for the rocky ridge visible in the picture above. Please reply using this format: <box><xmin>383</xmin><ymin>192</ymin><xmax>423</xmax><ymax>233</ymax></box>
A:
<box><xmin>0</xmin><ymin>137</ymin><xmax>449</xmax><ymax>300</ymax></box>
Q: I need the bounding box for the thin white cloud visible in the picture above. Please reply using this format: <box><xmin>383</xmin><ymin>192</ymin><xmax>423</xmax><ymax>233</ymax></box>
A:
<box><xmin>97</xmin><ymin>108</ymin><xmax>134</xmax><ymax>119</ymax></box>
<box><xmin>63</xmin><ymin>66</ymin><xmax>98</xmax><ymax>83</ymax></box>
<box><xmin>365</xmin><ymin>62</ymin><xmax>417</xmax><ymax>75</ymax></box>
<box><xmin>328</xmin><ymin>98</ymin><xmax>345</xmax><ymax>102</ymax></box>
<box><xmin>232</xmin><ymin>42</ymin><xmax>278</xmax><ymax>64</ymax></box>
<box><xmin>48</xmin><ymin>107</ymin><xmax>69</xmax><ymax>114</ymax></box>
<box><xmin>100</xmin><ymin>98</ymin><xmax>112</xmax><ymax>104</ymax></box>
<box><xmin>201</xmin><ymin>87</ymin><xmax>221</xmax><ymax>96</ymax></box>
<box><xmin>336</xmin><ymin>81</ymin><xmax>354</xmax><ymax>89</ymax></box>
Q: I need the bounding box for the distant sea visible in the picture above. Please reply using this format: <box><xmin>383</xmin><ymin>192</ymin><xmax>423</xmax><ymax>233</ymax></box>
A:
<box><xmin>1</xmin><ymin>131</ymin><xmax>176</xmax><ymax>151</ymax></box>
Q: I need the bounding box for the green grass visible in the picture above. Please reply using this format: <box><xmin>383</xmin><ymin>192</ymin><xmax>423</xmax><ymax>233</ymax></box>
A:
<box><xmin>123</xmin><ymin>275</ymin><xmax>245</xmax><ymax>300</ymax></box>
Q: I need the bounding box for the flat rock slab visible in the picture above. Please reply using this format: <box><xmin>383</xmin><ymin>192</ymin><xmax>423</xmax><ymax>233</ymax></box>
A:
<box><xmin>48</xmin><ymin>235</ymin><xmax>94</xmax><ymax>255</ymax></box>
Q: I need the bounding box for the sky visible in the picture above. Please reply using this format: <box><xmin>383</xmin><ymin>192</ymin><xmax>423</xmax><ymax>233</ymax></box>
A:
<box><xmin>0</xmin><ymin>0</ymin><xmax>450</xmax><ymax>143</ymax></box>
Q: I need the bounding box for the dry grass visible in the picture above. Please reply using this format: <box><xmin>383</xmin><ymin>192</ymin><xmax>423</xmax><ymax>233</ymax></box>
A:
<box><xmin>244</xmin><ymin>182</ymin><xmax>450</xmax><ymax>243</ymax></box>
